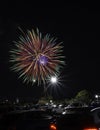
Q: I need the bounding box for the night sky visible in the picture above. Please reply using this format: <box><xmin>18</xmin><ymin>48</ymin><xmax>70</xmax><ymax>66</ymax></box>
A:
<box><xmin>0</xmin><ymin>2</ymin><xmax>100</xmax><ymax>99</ymax></box>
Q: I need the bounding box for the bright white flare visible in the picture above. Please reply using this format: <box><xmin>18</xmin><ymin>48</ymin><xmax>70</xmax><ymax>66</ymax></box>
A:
<box><xmin>50</xmin><ymin>76</ymin><xmax>57</xmax><ymax>84</ymax></box>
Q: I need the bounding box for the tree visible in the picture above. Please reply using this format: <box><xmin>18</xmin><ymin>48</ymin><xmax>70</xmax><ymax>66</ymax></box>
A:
<box><xmin>75</xmin><ymin>89</ymin><xmax>92</xmax><ymax>105</ymax></box>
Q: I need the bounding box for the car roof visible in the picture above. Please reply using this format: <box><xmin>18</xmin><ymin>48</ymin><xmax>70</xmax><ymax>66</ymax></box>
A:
<box><xmin>65</xmin><ymin>107</ymin><xmax>93</xmax><ymax>113</ymax></box>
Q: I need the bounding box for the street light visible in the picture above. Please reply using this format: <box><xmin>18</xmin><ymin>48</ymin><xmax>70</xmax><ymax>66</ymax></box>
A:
<box><xmin>95</xmin><ymin>94</ymin><xmax>99</xmax><ymax>101</ymax></box>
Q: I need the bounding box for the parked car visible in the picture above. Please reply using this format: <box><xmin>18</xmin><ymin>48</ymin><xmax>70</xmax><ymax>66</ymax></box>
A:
<box><xmin>0</xmin><ymin>109</ymin><xmax>53</xmax><ymax>130</ymax></box>
<box><xmin>50</xmin><ymin>107</ymin><xmax>100</xmax><ymax>130</ymax></box>
<box><xmin>65</xmin><ymin>102</ymin><xmax>84</xmax><ymax>109</ymax></box>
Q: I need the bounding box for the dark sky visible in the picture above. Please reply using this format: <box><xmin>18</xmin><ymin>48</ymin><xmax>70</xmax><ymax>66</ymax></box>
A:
<box><xmin>0</xmin><ymin>2</ymin><xmax>100</xmax><ymax>99</ymax></box>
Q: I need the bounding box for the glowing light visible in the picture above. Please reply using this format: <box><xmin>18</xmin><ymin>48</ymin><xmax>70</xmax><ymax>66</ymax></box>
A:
<box><xmin>38</xmin><ymin>55</ymin><xmax>48</xmax><ymax>65</ymax></box>
<box><xmin>47</xmin><ymin>74</ymin><xmax>63</xmax><ymax>87</ymax></box>
<box><xmin>46</xmin><ymin>73</ymin><xmax>67</xmax><ymax>98</ymax></box>
<box><xmin>33</xmin><ymin>79</ymin><xmax>36</xmax><ymax>82</ymax></box>
<box><xmin>50</xmin><ymin>124</ymin><xmax>57</xmax><ymax>130</ymax></box>
<box><xmin>83</xmin><ymin>128</ymin><xmax>98</xmax><ymax>130</ymax></box>
<box><xmin>10</xmin><ymin>28</ymin><xmax>65</xmax><ymax>85</ymax></box>
<box><xmin>50</xmin><ymin>76</ymin><xmax>57</xmax><ymax>84</ymax></box>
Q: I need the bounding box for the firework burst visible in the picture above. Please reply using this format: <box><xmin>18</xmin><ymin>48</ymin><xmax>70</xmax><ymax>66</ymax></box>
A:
<box><xmin>10</xmin><ymin>28</ymin><xmax>65</xmax><ymax>85</ymax></box>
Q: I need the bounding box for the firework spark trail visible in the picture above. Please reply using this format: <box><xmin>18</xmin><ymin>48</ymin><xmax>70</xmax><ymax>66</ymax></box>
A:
<box><xmin>10</xmin><ymin>28</ymin><xmax>65</xmax><ymax>85</ymax></box>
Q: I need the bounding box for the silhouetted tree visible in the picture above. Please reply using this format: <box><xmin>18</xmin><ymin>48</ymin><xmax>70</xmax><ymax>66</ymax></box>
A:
<box><xmin>75</xmin><ymin>89</ymin><xmax>92</xmax><ymax>105</ymax></box>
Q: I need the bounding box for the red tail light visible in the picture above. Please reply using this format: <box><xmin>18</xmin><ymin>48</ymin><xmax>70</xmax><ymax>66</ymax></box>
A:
<box><xmin>50</xmin><ymin>124</ymin><xmax>57</xmax><ymax>130</ymax></box>
<box><xmin>83</xmin><ymin>128</ymin><xmax>98</xmax><ymax>130</ymax></box>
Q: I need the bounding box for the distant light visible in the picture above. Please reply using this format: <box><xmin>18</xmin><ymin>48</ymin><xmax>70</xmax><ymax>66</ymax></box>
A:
<box><xmin>53</xmin><ymin>104</ymin><xmax>57</xmax><ymax>108</ymax></box>
<box><xmin>62</xmin><ymin>111</ymin><xmax>66</xmax><ymax>115</ymax></box>
<box><xmin>50</xmin><ymin>100</ymin><xmax>53</xmax><ymax>103</ymax></box>
<box><xmin>95</xmin><ymin>94</ymin><xmax>99</xmax><ymax>98</ymax></box>
<box><xmin>33</xmin><ymin>79</ymin><xmax>36</xmax><ymax>82</ymax></box>
<box><xmin>50</xmin><ymin>76</ymin><xmax>57</xmax><ymax>84</ymax></box>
